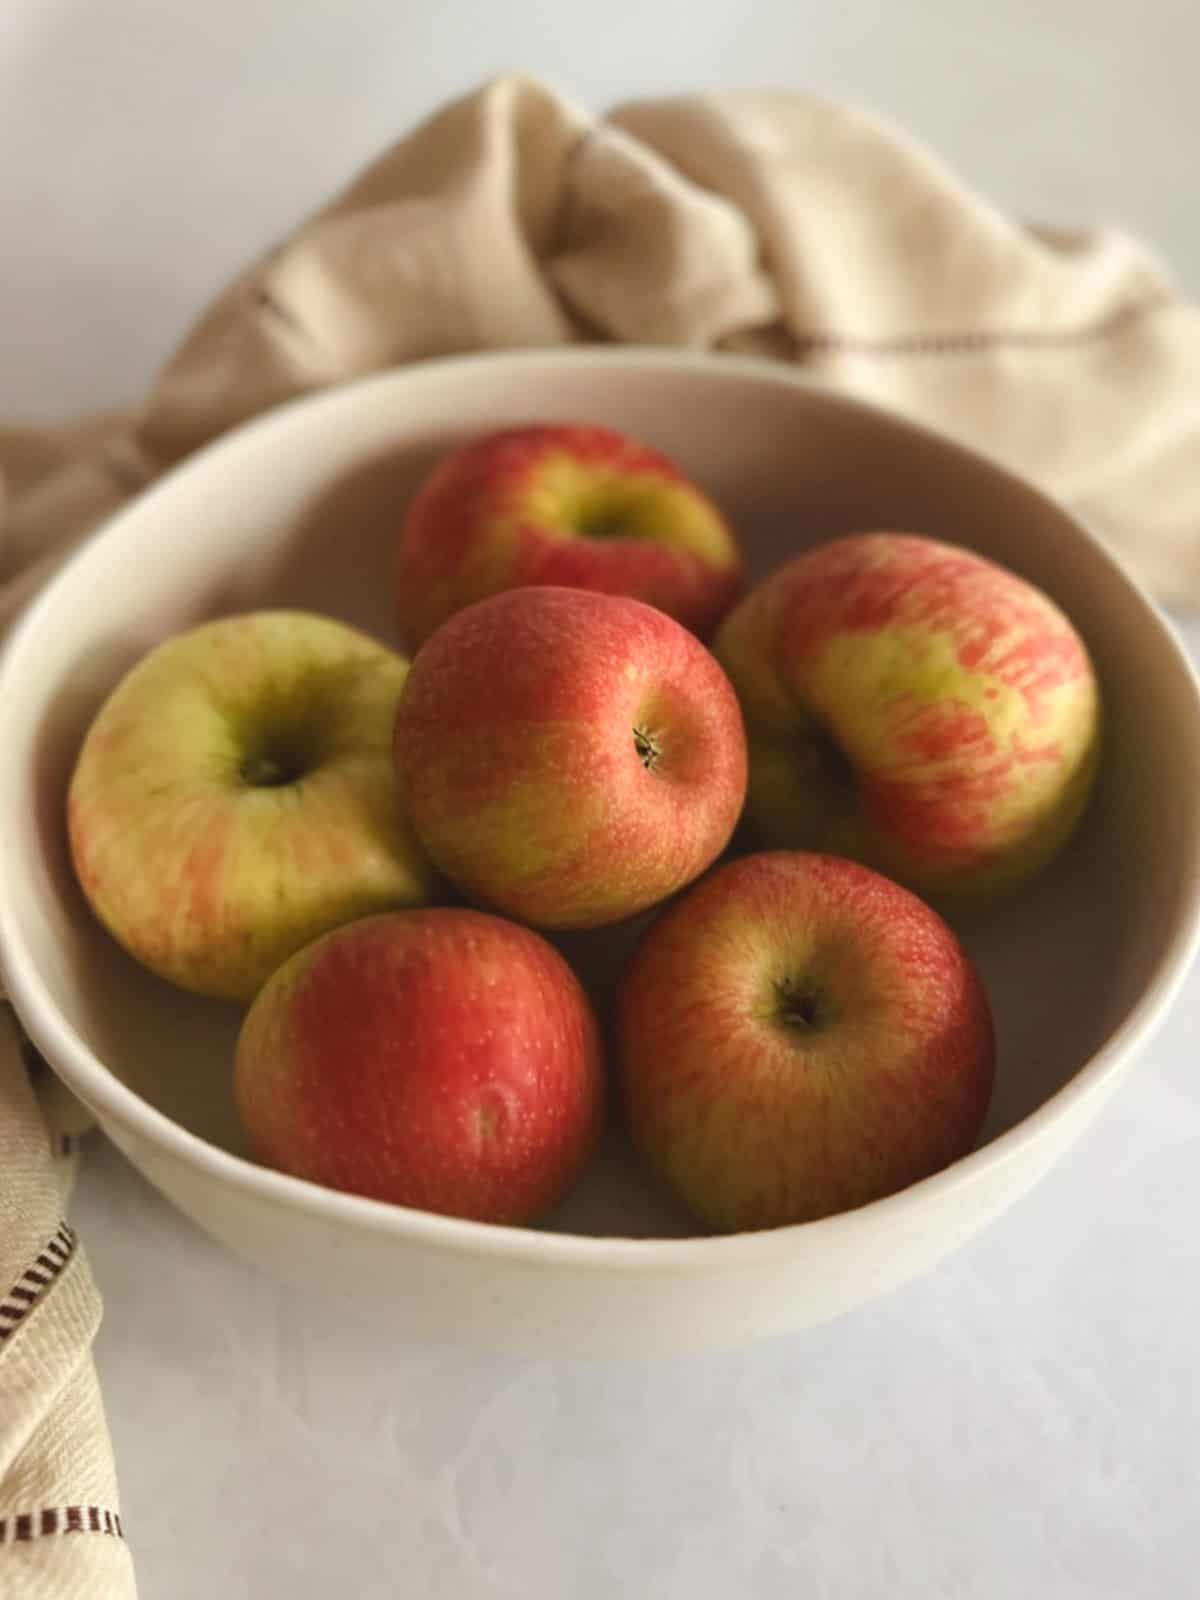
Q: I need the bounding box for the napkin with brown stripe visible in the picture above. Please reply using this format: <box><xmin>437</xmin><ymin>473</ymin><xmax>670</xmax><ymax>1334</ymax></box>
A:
<box><xmin>0</xmin><ymin>1004</ymin><xmax>133</xmax><ymax>1597</ymax></box>
<box><xmin>4</xmin><ymin>72</ymin><xmax>1200</xmax><ymax>1598</ymax></box>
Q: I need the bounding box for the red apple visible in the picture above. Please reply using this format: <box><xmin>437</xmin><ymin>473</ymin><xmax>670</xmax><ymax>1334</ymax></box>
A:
<box><xmin>393</xmin><ymin>423</ymin><xmax>743</xmax><ymax>648</ymax></box>
<box><xmin>393</xmin><ymin>586</ymin><xmax>748</xmax><ymax>930</ymax></box>
<box><xmin>714</xmin><ymin>533</ymin><xmax>1101</xmax><ymax>896</ymax></box>
<box><xmin>617</xmin><ymin>851</ymin><xmax>995</xmax><ymax>1232</ymax></box>
<box><xmin>234</xmin><ymin>908</ymin><xmax>605</xmax><ymax>1224</ymax></box>
<box><xmin>68</xmin><ymin>611</ymin><xmax>437</xmax><ymax>1001</ymax></box>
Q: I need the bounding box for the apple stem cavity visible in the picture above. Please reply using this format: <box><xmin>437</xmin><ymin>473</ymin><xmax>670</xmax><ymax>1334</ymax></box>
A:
<box><xmin>570</xmin><ymin>487</ymin><xmax>646</xmax><ymax>541</ymax></box>
<box><xmin>577</xmin><ymin>508</ymin><xmax>635</xmax><ymax>539</ymax></box>
<box><xmin>633</xmin><ymin>725</ymin><xmax>663</xmax><ymax>772</ymax></box>
<box><xmin>240</xmin><ymin>752</ymin><xmax>299</xmax><ymax>789</ymax></box>
<box><xmin>775</xmin><ymin>977</ymin><xmax>831</xmax><ymax>1032</ymax></box>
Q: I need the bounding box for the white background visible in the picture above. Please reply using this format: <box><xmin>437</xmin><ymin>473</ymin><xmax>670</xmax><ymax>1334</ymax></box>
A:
<box><xmin>3</xmin><ymin>0</ymin><xmax>1199</xmax><ymax>421</ymax></box>
<box><xmin>5</xmin><ymin>4</ymin><xmax>1200</xmax><ymax>1596</ymax></box>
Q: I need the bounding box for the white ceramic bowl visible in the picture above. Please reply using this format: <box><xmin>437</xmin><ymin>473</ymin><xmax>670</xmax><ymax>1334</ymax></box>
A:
<box><xmin>3</xmin><ymin>350</ymin><xmax>1200</xmax><ymax>1357</ymax></box>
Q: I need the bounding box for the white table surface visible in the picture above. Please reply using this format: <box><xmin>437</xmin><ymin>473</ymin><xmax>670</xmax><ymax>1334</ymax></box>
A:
<box><xmin>7</xmin><ymin>5</ymin><xmax>1200</xmax><ymax>1595</ymax></box>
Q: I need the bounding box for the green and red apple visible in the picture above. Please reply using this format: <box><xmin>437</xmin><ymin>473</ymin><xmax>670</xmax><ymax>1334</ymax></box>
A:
<box><xmin>68</xmin><ymin>611</ymin><xmax>436</xmax><ymax>1000</ymax></box>
<box><xmin>393</xmin><ymin>423</ymin><xmax>743</xmax><ymax>648</ymax></box>
<box><xmin>714</xmin><ymin>532</ymin><xmax>1101</xmax><ymax>896</ymax></box>
<box><xmin>393</xmin><ymin>585</ymin><xmax>748</xmax><ymax>930</ymax></box>
<box><xmin>617</xmin><ymin>851</ymin><xmax>995</xmax><ymax>1231</ymax></box>
<box><xmin>235</xmin><ymin>908</ymin><xmax>604</xmax><ymax>1224</ymax></box>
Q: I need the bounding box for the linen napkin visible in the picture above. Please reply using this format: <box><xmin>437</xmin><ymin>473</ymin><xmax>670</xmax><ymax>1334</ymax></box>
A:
<box><xmin>6</xmin><ymin>75</ymin><xmax>1200</xmax><ymax>616</ymax></box>
<box><xmin>4</xmin><ymin>72</ymin><xmax>1200</xmax><ymax>1598</ymax></box>
<box><xmin>0</xmin><ymin>1002</ymin><xmax>134</xmax><ymax>1597</ymax></box>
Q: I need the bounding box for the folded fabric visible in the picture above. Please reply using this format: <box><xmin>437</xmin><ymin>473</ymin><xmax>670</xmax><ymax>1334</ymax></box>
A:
<box><xmin>5</xmin><ymin>75</ymin><xmax>1200</xmax><ymax>615</ymax></box>
<box><xmin>0</xmin><ymin>999</ymin><xmax>135</xmax><ymax>1597</ymax></box>
<box><xmin>4</xmin><ymin>73</ymin><xmax>1200</xmax><ymax>1599</ymax></box>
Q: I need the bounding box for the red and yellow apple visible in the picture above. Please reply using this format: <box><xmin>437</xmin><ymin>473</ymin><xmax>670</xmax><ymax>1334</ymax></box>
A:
<box><xmin>234</xmin><ymin>908</ymin><xmax>604</xmax><ymax>1224</ymax></box>
<box><xmin>617</xmin><ymin>851</ymin><xmax>995</xmax><ymax>1232</ymax></box>
<box><xmin>714</xmin><ymin>533</ymin><xmax>1101</xmax><ymax>895</ymax></box>
<box><xmin>393</xmin><ymin>423</ymin><xmax>743</xmax><ymax>648</ymax></box>
<box><xmin>393</xmin><ymin>586</ymin><xmax>748</xmax><ymax>930</ymax></box>
<box><xmin>68</xmin><ymin>611</ymin><xmax>436</xmax><ymax>1000</ymax></box>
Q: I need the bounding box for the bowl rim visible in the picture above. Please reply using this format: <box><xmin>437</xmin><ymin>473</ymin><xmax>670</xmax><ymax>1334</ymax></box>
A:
<box><xmin>4</xmin><ymin>344</ymin><xmax>1200</xmax><ymax>1272</ymax></box>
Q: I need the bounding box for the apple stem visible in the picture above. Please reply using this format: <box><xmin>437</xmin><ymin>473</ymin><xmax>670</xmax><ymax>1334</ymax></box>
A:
<box><xmin>633</xmin><ymin>726</ymin><xmax>662</xmax><ymax>771</ymax></box>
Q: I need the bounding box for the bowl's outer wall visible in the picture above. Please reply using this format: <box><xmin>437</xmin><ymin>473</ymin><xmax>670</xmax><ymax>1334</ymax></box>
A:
<box><xmin>4</xmin><ymin>351</ymin><xmax>1199</xmax><ymax>1354</ymax></box>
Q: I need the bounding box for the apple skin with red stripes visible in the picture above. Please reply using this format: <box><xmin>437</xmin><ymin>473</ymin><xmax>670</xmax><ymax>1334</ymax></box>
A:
<box><xmin>393</xmin><ymin>423</ymin><xmax>744</xmax><ymax>649</ymax></box>
<box><xmin>392</xmin><ymin>586</ymin><xmax>748</xmax><ymax>931</ymax></box>
<box><xmin>67</xmin><ymin>611</ymin><xmax>437</xmax><ymax>1001</ymax></box>
<box><xmin>235</xmin><ymin>908</ymin><xmax>605</xmax><ymax>1225</ymax></box>
<box><xmin>617</xmin><ymin>851</ymin><xmax>995</xmax><ymax>1232</ymax></box>
<box><xmin>714</xmin><ymin>533</ymin><xmax>1101</xmax><ymax>897</ymax></box>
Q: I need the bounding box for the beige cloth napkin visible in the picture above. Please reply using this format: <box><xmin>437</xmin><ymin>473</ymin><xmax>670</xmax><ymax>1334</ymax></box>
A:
<box><xmin>0</xmin><ymin>1003</ymin><xmax>134</xmax><ymax>1597</ymax></box>
<box><xmin>6</xmin><ymin>74</ymin><xmax>1200</xmax><ymax>616</ymax></box>
<box><xmin>4</xmin><ymin>72</ymin><xmax>1200</xmax><ymax>1597</ymax></box>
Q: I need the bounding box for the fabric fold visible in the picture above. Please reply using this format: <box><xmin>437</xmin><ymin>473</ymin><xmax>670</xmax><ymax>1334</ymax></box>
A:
<box><xmin>1</xmin><ymin>1005</ymin><xmax>135</xmax><ymax>1598</ymax></box>
<box><xmin>6</xmin><ymin>74</ymin><xmax>1200</xmax><ymax>606</ymax></box>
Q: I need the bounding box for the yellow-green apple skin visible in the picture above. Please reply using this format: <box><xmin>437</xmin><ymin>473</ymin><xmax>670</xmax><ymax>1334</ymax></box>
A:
<box><xmin>714</xmin><ymin>533</ymin><xmax>1101</xmax><ymax>896</ymax></box>
<box><xmin>617</xmin><ymin>851</ymin><xmax>995</xmax><ymax>1232</ymax></box>
<box><xmin>68</xmin><ymin>611</ymin><xmax>437</xmax><ymax>1001</ymax></box>
<box><xmin>235</xmin><ymin>909</ymin><xmax>605</xmax><ymax>1225</ymax></box>
<box><xmin>393</xmin><ymin>423</ymin><xmax>744</xmax><ymax>649</ymax></box>
<box><xmin>393</xmin><ymin>586</ymin><xmax>748</xmax><ymax>931</ymax></box>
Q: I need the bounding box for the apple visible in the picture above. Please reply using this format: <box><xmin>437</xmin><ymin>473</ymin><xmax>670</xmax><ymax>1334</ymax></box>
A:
<box><xmin>234</xmin><ymin>908</ymin><xmax>604</xmax><ymax>1224</ymax></box>
<box><xmin>713</xmin><ymin>532</ymin><xmax>1101</xmax><ymax>896</ymax></box>
<box><xmin>68</xmin><ymin>610</ymin><xmax>437</xmax><ymax>1001</ymax></box>
<box><xmin>393</xmin><ymin>423</ymin><xmax>744</xmax><ymax>648</ymax></box>
<box><xmin>393</xmin><ymin>585</ymin><xmax>748</xmax><ymax>930</ymax></box>
<box><xmin>616</xmin><ymin>851</ymin><xmax>995</xmax><ymax>1232</ymax></box>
